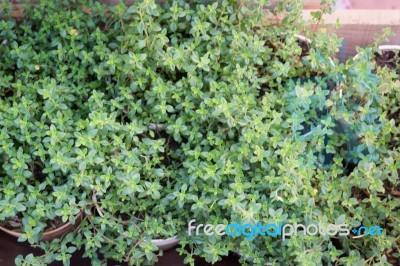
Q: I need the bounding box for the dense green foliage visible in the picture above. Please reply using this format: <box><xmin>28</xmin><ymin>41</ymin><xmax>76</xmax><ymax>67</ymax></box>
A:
<box><xmin>0</xmin><ymin>0</ymin><xmax>399</xmax><ymax>265</ymax></box>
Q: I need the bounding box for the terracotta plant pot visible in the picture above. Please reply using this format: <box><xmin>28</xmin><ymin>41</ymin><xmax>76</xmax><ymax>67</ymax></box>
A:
<box><xmin>0</xmin><ymin>212</ymin><xmax>83</xmax><ymax>241</ymax></box>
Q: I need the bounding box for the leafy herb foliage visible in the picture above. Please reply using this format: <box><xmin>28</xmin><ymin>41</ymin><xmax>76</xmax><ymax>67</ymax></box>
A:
<box><xmin>0</xmin><ymin>0</ymin><xmax>398</xmax><ymax>265</ymax></box>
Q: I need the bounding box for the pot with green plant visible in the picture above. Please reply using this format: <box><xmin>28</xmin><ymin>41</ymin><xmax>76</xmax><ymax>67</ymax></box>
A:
<box><xmin>0</xmin><ymin>211</ymin><xmax>82</xmax><ymax>242</ymax></box>
<box><xmin>0</xmin><ymin>79</ymin><xmax>86</xmax><ymax>244</ymax></box>
<box><xmin>324</xmin><ymin>44</ymin><xmax>400</xmax><ymax>265</ymax></box>
<box><xmin>0</xmin><ymin>119</ymin><xmax>84</xmax><ymax>244</ymax></box>
<box><xmin>91</xmin><ymin>193</ymin><xmax>180</xmax><ymax>251</ymax></box>
<box><xmin>0</xmin><ymin>0</ymin><xmax>117</xmax><ymax>245</ymax></box>
<box><xmin>0</xmin><ymin>65</ymin><xmax>85</xmax><ymax>244</ymax></box>
<box><xmin>373</xmin><ymin>44</ymin><xmax>400</xmax><ymax>202</ymax></box>
<box><xmin>0</xmin><ymin>0</ymin><xmax>188</xmax><ymax>264</ymax></box>
<box><xmin>374</xmin><ymin>45</ymin><xmax>400</xmax><ymax>74</ymax></box>
<box><xmin>350</xmin><ymin>42</ymin><xmax>400</xmax><ymax>166</ymax></box>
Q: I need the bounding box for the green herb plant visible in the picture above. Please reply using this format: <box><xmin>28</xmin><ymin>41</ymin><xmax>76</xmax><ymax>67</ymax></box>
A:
<box><xmin>0</xmin><ymin>0</ymin><xmax>399</xmax><ymax>266</ymax></box>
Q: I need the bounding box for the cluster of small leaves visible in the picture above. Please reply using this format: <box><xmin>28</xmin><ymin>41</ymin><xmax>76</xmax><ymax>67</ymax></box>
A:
<box><xmin>0</xmin><ymin>0</ymin><xmax>399</xmax><ymax>266</ymax></box>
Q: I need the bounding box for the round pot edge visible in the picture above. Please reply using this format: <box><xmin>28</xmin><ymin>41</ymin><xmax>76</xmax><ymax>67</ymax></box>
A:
<box><xmin>294</xmin><ymin>33</ymin><xmax>312</xmax><ymax>44</ymax></box>
<box><xmin>151</xmin><ymin>236</ymin><xmax>179</xmax><ymax>251</ymax></box>
<box><xmin>0</xmin><ymin>212</ymin><xmax>83</xmax><ymax>241</ymax></box>
<box><xmin>379</xmin><ymin>45</ymin><xmax>400</xmax><ymax>51</ymax></box>
<box><xmin>354</xmin><ymin>44</ymin><xmax>400</xmax><ymax>60</ymax></box>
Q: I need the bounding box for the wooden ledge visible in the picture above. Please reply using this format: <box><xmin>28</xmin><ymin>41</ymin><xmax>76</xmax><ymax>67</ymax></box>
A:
<box><xmin>303</xmin><ymin>9</ymin><xmax>400</xmax><ymax>25</ymax></box>
<box><xmin>303</xmin><ymin>10</ymin><xmax>400</xmax><ymax>59</ymax></box>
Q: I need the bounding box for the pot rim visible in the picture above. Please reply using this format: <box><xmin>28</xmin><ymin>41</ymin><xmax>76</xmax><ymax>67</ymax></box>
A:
<box><xmin>0</xmin><ymin>212</ymin><xmax>82</xmax><ymax>240</ymax></box>
<box><xmin>378</xmin><ymin>45</ymin><xmax>400</xmax><ymax>51</ymax></box>
<box><xmin>151</xmin><ymin>236</ymin><xmax>179</xmax><ymax>251</ymax></box>
<box><xmin>354</xmin><ymin>44</ymin><xmax>400</xmax><ymax>60</ymax></box>
<box><xmin>294</xmin><ymin>34</ymin><xmax>312</xmax><ymax>44</ymax></box>
<box><xmin>151</xmin><ymin>236</ymin><xmax>178</xmax><ymax>243</ymax></box>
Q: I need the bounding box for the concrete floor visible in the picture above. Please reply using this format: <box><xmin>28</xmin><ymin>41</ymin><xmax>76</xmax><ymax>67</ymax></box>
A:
<box><xmin>0</xmin><ymin>231</ymin><xmax>240</xmax><ymax>266</ymax></box>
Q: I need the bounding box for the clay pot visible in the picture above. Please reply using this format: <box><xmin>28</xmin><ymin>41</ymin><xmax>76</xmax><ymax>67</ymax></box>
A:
<box><xmin>0</xmin><ymin>212</ymin><xmax>82</xmax><ymax>241</ymax></box>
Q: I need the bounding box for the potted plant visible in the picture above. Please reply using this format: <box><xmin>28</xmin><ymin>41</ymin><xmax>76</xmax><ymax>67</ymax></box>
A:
<box><xmin>0</xmin><ymin>0</ymin><xmax>110</xmax><ymax>246</ymax></box>
<box><xmin>1</xmin><ymin>1</ymin><xmax>186</xmax><ymax>265</ymax></box>
<box><xmin>91</xmin><ymin>193</ymin><xmax>180</xmax><ymax>251</ymax></box>
<box><xmin>0</xmin><ymin>77</ymin><xmax>84</xmax><ymax>244</ymax></box>
<box><xmin>0</xmin><ymin>0</ymin><xmax>113</xmax><ymax>259</ymax></box>
<box><xmin>375</xmin><ymin>45</ymin><xmax>400</xmax><ymax>73</ymax></box>
<box><xmin>373</xmin><ymin>42</ymin><xmax>400</xmax><ymax>214</ymax></box>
